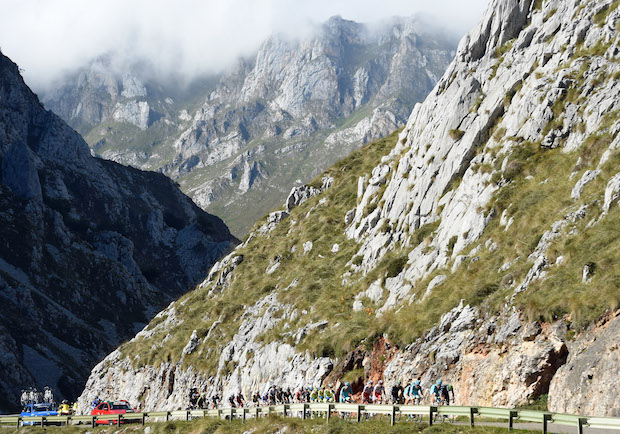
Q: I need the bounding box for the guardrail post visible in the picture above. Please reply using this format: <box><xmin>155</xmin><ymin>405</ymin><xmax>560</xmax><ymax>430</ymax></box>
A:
<box><xmin>229</xmin><ymin>408</ymin><xmax>234</xmax><ymax>420</ymax></box>
<box><xmin>356</xmin><ymin>404</ymin><xmax>361</xmax><ymax>422</ymax></box>
<box><xmin>578</xmin><ymin>417</ymin><xmax>587</xmax><ymax>434</ymax></box>
<box><xmin>429</xmin><ymin>406</ymin><xmax>435</xmax><ymax>426</ymax></box>
<box><xmin>41</xmin><ymin>416</ymin><xmax>46</xmax><ymax>427</ymax></box>
<box><xmin>470</xmin><ymin>407</ymin><xmax>476</xmax><ymax>427</ymax></box>
<box><xmin>543</xmin><ymin>413</ymin><xmax>551</xmax><ymax>434</ymax></box>
<box><xmin>91</xmin><ymin>416</ymin><xmax>96</xmax><ymax>428</ymax></box>
<box><xmin>255</xmin><ymin>407</ymin><xmax>259</xmax><ymax>419</ymax></box>
<box><xmin>302</xmin><ymin>404</ymin><xmax>307</xmax><ymax>420</ymax></box>
<box><xmin>283</xmin><ymin>404</ymin><xmax>287</xmax><ymax>417</ymax></box>
<box><xmin>509</xmin><ymin>410</ymin><xmax>517</xmax><ymax>430</ymax></box>
<box><xmin>166</xmin><ymin>411</ymin><xmax>170</xmax><ymax>421</ymax></box>
<box><xmin>17</xmin><ymin>417</ymin><xmax>21</xmax><ymax>428</ymax></box>
<box><xmin>117</xmin><ymin>414</ymin><xmax>122</xmax><ymax>425</ymax></box>
<box><xmin>186</xmin><ymin>410</ymin><xmax>190</xmax><ymax>421</ymax></box>
<box><xmin>142</xmin><ymin>412</ymin><xmax>146</xmax><ymax>425</ymax></box>
<box><xmin>390</xmin><ymin>405</ymin><xmax>396</xmax><ymax>426</ymax></box>
<box><xmin>242</xmin><ymin>408</ymin><xmax>246</xmax><ymax>422</ymax></box>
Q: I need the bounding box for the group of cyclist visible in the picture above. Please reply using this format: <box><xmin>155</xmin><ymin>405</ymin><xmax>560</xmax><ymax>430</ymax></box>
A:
<box><xmin>189</xmin><ymin>378</ymin><xmax>454</xmax><ymax>410</ymax></box>
<box><xmin>20</xmin><ymin>386</ymin><xmax>54</xmax><ymax>407</ymax></box>
<box><xmin>357</xmin><ymin>378</ymin><xmax>453</xmax><ymax>406</ymax></box>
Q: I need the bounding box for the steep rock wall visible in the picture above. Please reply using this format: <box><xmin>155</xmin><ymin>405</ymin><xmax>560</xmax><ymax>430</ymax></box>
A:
<box><xmin>79</xmin><ymin>0</ymin><xmax>620</xmax><ymax>417</ymax></box>
<box><xmin>0</xmin><ymin>52</ymin><xmax>237</xmax><ymax>411</ymax></box>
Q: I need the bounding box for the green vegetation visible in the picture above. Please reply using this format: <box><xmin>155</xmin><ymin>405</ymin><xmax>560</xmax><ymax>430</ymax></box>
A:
<box><xmin>116</xmin><ymin>36</ymin><xmax>620</xmax><ymax>380</ymax></box>
<box><xmin>121</xmin><ymin>130</ymin><xmax>406</xmax><ymax>371</ymax></box>
<box><xmin>449</xmin><ymin>129</ymin><xmax>465</xmax><ymax>140</ymax></box>
<box><xmin>544</xmin><ymin>9</ymin><xmax>557</xmax><ymax>21</ymax></box>
<box><xmin>7</xmin><ymin>415</ymin><xmax>539</xmax><ymax>433</ymax></box>
<box><xmin>517</xmin><ymin>394</ymin><xmax>549</xmax><ymax>411</ymax></box>
<box><xmin>533</xmin><ymin>0</ymin><xmax>543</xmax><ymax>12</ymax></box>
<box><xmin>494</xmin><ymin>40</ymin><xmax>514</xmax><ymax>59</ymax></box>
<box><xmin>593</xmin><ymin>0</ymin><xmax>620</xmax><ymax>27</ymax></box>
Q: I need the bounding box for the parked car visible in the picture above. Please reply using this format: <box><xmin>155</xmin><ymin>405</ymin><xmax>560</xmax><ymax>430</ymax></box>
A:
<box><xmin>20</xmin><ymin>403</ymin><xmax>58</xmax><ymax>425</ymax></box>
<box><xmin>91</xmin><ymin>401</ymin><xmax>135</xmax><ymax>425</ymax></box>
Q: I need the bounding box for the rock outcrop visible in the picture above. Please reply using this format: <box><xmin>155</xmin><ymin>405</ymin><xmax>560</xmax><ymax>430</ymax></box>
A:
<box><xmin>548</xmin><ymin>312</ymin><xmax>620</xmax><ymax>417</ymax></box>
<box><xmin>0</xmin><ymin>52</ymin><xmax>237</xmax><ymax>411</ymax></box>
<box><xmin>79</xmin><ymin>0</ymin><xmax>620</xmax><ymax>418</ymax></box>
<box><xmin>45</xmin><ymin>16</ymin><xmax>456</xmax><ymax>236</ymax></box>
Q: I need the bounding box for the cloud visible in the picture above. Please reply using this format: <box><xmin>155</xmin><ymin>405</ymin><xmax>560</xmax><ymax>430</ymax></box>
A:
<box><xmin>0</xmin><ymin>0</ymin><xmax>490</xmax><ymax>92</ymax></box>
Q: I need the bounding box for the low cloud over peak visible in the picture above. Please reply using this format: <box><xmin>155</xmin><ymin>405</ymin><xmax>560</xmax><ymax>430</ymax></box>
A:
<box><xmin>0</xmin><ymin>0</ymin><xmax>489</xmax><ymax>92</ymax></box>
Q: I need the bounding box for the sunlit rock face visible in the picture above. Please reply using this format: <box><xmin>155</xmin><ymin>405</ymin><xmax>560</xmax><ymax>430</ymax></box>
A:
<box><xmin>80</xmin><ymin>0</ymin><xmax>620</xmax><ymax>418</ymax></box>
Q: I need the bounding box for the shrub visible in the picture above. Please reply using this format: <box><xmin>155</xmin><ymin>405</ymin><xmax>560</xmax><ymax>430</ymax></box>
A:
<box><xmin>449</xmin><ymin>129</ymin><xmax>465</xmax><ymax>140</ymax></box>
<box><xmin>386</xmin><ymin>256</ymin><xmax>408</xmax><ymax>278</ymax></box>
<box><xmin>447</xmin><ymin>236</ymin><xmax>458</xmax><ymax>256</ymax></box>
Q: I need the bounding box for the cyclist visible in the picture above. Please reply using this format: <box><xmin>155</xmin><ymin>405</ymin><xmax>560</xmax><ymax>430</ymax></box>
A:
<box><xmin>236</xmin><ymin>391</ymin><xmax>245</xmax><ymax>408</ymax></box>
<box><xmin>362</xmin><ymin>381</ymin><xmax>373</xmax><ymax>404</ymax></box>
<box><xmin>339</xmin><ymin>382</ymin><xmax>353</xmax><ymax>403</ymax></box>
<box><xmin>211</xmin><ymin>393</ymin><xmax>220</xmax><ymax>409</ymax></box>
<box><xmin>440</xmin><ymin>383</ymin><xmax>454</xmax><ymax>405</ymax></box>
<box><xmin>91</xmin><ymin>396</ymin><xmax>101</xmax><ymax>410</ymax></box>
<box><xmin>295</xmin><ymin>387</ymin><xmax>303</xmax><ymax>403</ymax></box>
<box><xmin>324</xmin><ymin>384</ymin><xmax>335</xmax><ymax>402</ymax></box>
<box><xmin>309</xmin><ymin>387</ymin><xmax>319</xmax><ymax>403</ymax></box>
<box><xmin>58</xmin><ymin>400</ymin><xmax>71</xmax><ymax>415</ymax></box>
<box><xmin>391</xmin><ymin>380</ymin><xmax>403</xmax><ymax>404</ymax></box>
<box><xmin>373</xmin><ymin>380</ymin><xmax>385</xmax><ymax>404</ymax></box>
<box><xmin>411</xmin><ymin>380</ymin><xmax>424</xmax><ymax>404</ymax></box>
<box><xmin>317</xmin><ymin>387</ymin><xmax>325</xmax><ymax>402</ymax></box>
<box><xmin>403</xmin><ymin>379</ymin><xmax>413</xmax><ymax>405</ymax></box>
<box><xmin>430</xmin><ymin>380</ymin><xmax>443</xmax><ymax>405</ymax></box>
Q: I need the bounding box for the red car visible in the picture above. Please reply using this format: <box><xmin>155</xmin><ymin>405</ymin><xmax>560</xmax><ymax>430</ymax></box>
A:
<box><xmin>91</xmin><ymin>400</ymin><xmax>135</xmax><ymax>424</ymax></box>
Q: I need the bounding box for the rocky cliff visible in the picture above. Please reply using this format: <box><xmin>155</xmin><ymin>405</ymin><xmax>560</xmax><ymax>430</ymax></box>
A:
<box><xmin>79</xmin><ymin>0</ymin><xmax>620</xmax><ymax>418</ymax></box>
<box><xmin>42</xmin><ymin>56</ymin><xmax>218</xmax><ymax>173</ymax></box>
<box><xmin>44</xmin><ymin>16</ymin><xmax>456</xmax><ymax>236</ymax></box>
<box><xmin>0</xmin><ymin>52</ymin><xmax>237</xmax><ymax>411</ymax></box>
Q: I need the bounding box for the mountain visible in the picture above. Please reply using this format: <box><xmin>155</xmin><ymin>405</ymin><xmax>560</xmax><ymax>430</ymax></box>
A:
<box><xmin>43</xmin><ymin>16</ymin><xmax>457</xmax><ymax>236</ymax></box>
<box><xmin>79</xmin><ymin>0</ymin><xmax>619</xmax><ymax>418</ymax></box>
<box><xmin>0</xmin><ymin>52</ymin><xmax>237</xmax><ymax>411</ymax></box>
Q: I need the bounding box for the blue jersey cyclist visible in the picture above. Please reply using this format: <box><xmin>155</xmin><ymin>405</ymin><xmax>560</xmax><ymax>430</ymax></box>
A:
<box><xmin>410</xmin><ymin>380</ymin><xmax>424</xmax><ymax>403</ymax></box>
<box><xmin>339</xmin><ymin>382</ymin><xmax>353</xmax><ymax>403</ymax></box>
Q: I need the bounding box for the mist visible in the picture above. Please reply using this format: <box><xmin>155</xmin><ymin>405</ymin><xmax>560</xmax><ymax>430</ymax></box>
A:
<box><xmin>0</xmin><ymin>0</ymin><xmax>490</xmax><ymax>93</ymax></box>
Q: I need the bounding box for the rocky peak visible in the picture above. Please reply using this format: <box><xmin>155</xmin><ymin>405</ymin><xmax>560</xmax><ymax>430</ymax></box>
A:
<box><xmin>42</xmin><ymin>17</ymin><xmax>456</xmax><ymax>237</ymax></box>
<box><xmin>78</xmin><ymin>0</ymin><xmax>620</xmax><ymax>417</ymax></box>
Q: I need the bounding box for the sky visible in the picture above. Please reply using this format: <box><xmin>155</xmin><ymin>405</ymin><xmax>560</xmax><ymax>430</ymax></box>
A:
<box><xmin>0</xmin><ymin>0</ymin><xmax>490</xmax><ymax>92</ymax></box>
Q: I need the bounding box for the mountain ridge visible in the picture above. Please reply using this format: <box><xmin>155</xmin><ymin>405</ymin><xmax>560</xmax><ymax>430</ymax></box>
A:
<box><xmin>0</xmin><ymin>51</ymin><xmax>237</xmax><ymax>411</ymax></box>
<box><xmin>43</xmin><ymin>16</ymin><xmax>457</xmax><ymax>236</ymax></box>
<box><xmin>79</xmin><ymin>0</ymin><xmax>619</xmax><ymax>417</ymax></box>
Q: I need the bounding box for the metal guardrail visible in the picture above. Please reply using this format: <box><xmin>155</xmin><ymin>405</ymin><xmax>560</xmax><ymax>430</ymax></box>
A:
<box><xmin>1</xmin><ymin>403</ymin><xmax>619</xmax><ymax>432</ymax></box>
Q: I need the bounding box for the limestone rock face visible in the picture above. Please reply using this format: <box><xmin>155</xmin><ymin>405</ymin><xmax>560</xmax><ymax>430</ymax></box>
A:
<box><xmin>79</xmin><ymin>0</ymin><xmax>620</xmax><ymax>418</ymax></box>
<box><xmin>548</xmin><ymin>313</ymin><xmax>620</xmax><ymax>417</ymax></box>
<box><xmin>384</xmin><ymin>306</ymin><xmax>568</xmax><ymax>408</ymax></box>
<box><xmin>112</xmin><ymin>100</ymin><xmax>151</xmax><ymax>130</ymax></box>
<box><xmin>0</xmin><ymin>52</ymin><xmax>237</xmax><ymax>411</ymax></box>
<box><xmin>45</xmin><ymin>16</ymin><xmax>456</xmax><ymax>236</ymax></box>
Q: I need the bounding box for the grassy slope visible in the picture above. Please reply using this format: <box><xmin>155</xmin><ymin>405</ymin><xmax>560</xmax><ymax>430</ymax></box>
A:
<box><xmin>117</xmin><ymin>9</ymin><xmax>620</xmax><ymax>370</ymax></box>
<box><xmin>6</xmin><ymin>415</ymin><xmax>538</xmax><ymax>433</ymax></box>
<box><xmin>122</xmin><ymin>130</ymin><xmax>403</xmax><ymax>371</ymax></box>
<box><xmin>121</xmin><ymin>98</ymin><xmax>620</xmax><ymax>370</ymax></box>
